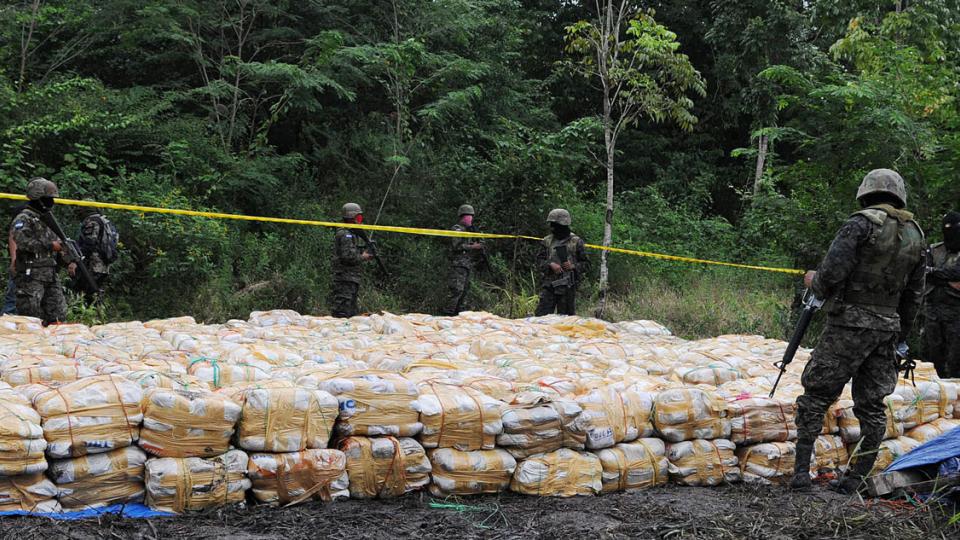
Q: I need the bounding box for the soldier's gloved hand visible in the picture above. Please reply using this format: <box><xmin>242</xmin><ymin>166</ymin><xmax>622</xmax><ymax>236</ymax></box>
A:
<box><xmin>950</xmin><ymin>281</ymin><xmax>960</xmax><ymax>291</ymax></box>
<box><xmin>67</xmin><ymin>262</ymin><xmax>77</xmax><ymax>277</ymax></box>
<box><xmin>803</xmin><ymin>270</ymin><xmax>816</xmax><ymax>289</ymax></box>
<box><xmin>51</xmin><ymin>240</ymin><xmax>62</xmax><ymax>252</ymax></box>
<box><xmin>895</xmin><ymin>342</ymin><xmax>909</xmax><ymax>360</ymax></box>
<box><xmin>549</xmin><ymin>262</ymin><xmax>563</xmax><ymax>274</ymax></box>
<box><xmin>361</xmin><ymin>251</ymin><xmax>373</xmax><ymax>261</ymax></box>
<box><xmin>562</xmin><ymin>261</ymin><xmax>574</xmax><ymax>271</ymax></box>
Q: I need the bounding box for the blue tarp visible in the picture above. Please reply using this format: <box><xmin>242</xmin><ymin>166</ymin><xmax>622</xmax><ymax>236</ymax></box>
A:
<box><xmin>0</xmin><ymin>503</ymin><xmax>173</xmax><ymax>520</ymax></box>
<box><xmin>887</xmin><ymin>426</ymin><xmax>960</xmax><ymax>473</ymax></box>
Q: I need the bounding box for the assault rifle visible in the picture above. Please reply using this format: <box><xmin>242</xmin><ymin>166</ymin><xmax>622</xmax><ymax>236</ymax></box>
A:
<box><xmin>551</xmin><ymin>244</ymin><xmax>573</xmax><ymax>289</ymax></box>
<box><xmin>38</xmin><ymin>210</ymin><xmax>101</xmax><ymax>296</ymax></box>
<box><xmin>355</xmin><ymin>229</ymin><xmax>388</xmax><ymax>276</ymax></box>
<box><xmin>895</xmin><ymin>342</ymin><xmax>916</xmax><ymax>387</ymax></box>
<box><xmin>769</xmin><ymin>290</ymin><xmax>823</xmax><ymax>398</ymax></box>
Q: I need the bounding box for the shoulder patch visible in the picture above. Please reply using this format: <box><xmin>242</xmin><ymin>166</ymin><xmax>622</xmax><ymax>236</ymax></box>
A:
<box><xmin>13</xmin><ymin>221</ymin><xmax>24</xmax><ymax>230</ymax></box>
<box><xmin>345</xmin><ymin>234</ymin><xmax>353</xmax><ymax>238</ymax></box>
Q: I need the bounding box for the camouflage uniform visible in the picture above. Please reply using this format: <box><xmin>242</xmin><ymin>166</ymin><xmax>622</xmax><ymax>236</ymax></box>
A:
<box><xmin>793</xmin><ymin>200</ymin><xmax>925</xmax><ymax>487</ymax></box>
<box><xmin>534</xmin><ymin>233</ymin><xmax>589</xmax><ymax>316</ymax></box>
<box><xmin>329</xmin><ymin>227</ymin><xmax>364</xmax><ymax>318</ymax></box>
<box><xmin>923</xmin><ymin>242</ymin><xmax>960</xmax><ymax>378</ymax></box>
<box><xmin>10</xmin><ymin>207</ymin><xmax>73</xmax><ymax>324</ymax></box>
<box><xmin>441</xmin><ymin>224</ymin><xmax>484</xmax><ymax>316</ymax></box>
<box><xmin>73</xmin><ymin>213</ymin><xmax>110</xmax><ymax>295</ymax></box>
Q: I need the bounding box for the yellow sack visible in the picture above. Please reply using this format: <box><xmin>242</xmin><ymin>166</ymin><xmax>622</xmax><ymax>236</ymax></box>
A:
<box><xmin>140</xmin><ymin>388</ymin><xmax>242</xmax><ymax>458</ymax></box>
<box><xmin>319</xmin><ymin>373</ymin><xmax>422</xmax><ymax>437</ymax></box>
<box><xmin>904</xmin><ymin>418</ymin><xmax>960</xmax><ymax>444</ymax></box>
<box><xmin>576</xmin><ymin>387</ymin><xmax>654</xmax><ymax>450</ymax></box>
<box><xmin>248</xmin><ymin>449</ymin><xmax>349</xmax><ymax>505</ymax></box>
<box><xmin>428</xmin><ymin>448</ymin><xmax>516</xmax><ymax>496</ymax></box>
<box><xmin>595</xmin><ymin>438</ymin><xmax>668</xmax><ymax>493</ymax></box>
<box><xmin>509</xmin><ymin>448</ymin><xmax>601</xmax><ymax>497</ymax></box>
<box><xmin>727</xmin><ymin>397</ymin><xmax>797</xmax><ymax>445</ymax></box>
<box><xmin>1</xmin><ymin>357</ymin><xmax>95</xmax><ymax>386</ymax></box>
<box><xmin>893</xmin><ymin>381</ymin><xmax>956</xmax><ymax>429</ymax></box>
<box><xmin>417</xmin><ymin>381</ymin><xmax>503</xmax><ymax>451</ymax></box>
<box><xmin>666</xmin><ymin>439</ymin><xmax>740</xmax><ymax>486</ymax></box>
<box><xmin>0</xmin><ymin>390</ymin><xmax>47</xmax><ymax>476</ymax></box>
<box><xmin>836</xmin><ymin>398</ymin><xmax>904</xmax><ymax>443</ymax></box>
<box><xmin>0</xmin><ymin>473</ymin><xmax>60</xmax><ymax>513</ymax></box>
<box><xmin>236</xmin><ymin>387</ymin><xmax>339</xmax><ymax>452</ymax></box>
<box><xmin>653</xmin><ymin>388</ymin><xmax>730</xmax><ymax>442</ymax></box>
<box><xmin>49</xmin><ymin>446</ymin><xmax>147</xmax><ymax>509</ymax></box>
<box><xmin>737</xmin><ymin>442</ymin><xmax>796</xmax><ymax>485</ymax></box>
<box><xmin>340</xmin><ymin>436</ymin><xmax>430</xmax><ymax>499</ymax></box>
<box><xmin>497</xmin><ymin>398</ymin><xmax>585</xmax><ymax>458</ymax></box>
<box><xmin>145</xmin><ymin>449</ymin><xmax>250</xmax><ymax>513</ymax></box>
<box><xmin>865</xmin><ymin>437</ymin><xmax>920</xmax><ymax>476</ymax></box>
<box><xmin>813</xmin><ymin>434</ymin><xmax>849</xmax><ymax>473</ymax></box>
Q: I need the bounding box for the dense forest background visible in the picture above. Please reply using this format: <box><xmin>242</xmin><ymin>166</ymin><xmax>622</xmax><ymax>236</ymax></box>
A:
<box><xmin>1</xmin><ymin>1</ymin><xmax>958</xmax><ymax>338</ymax></box>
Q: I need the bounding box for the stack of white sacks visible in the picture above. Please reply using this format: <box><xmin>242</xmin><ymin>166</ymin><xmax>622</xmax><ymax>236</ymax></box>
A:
<box><xmin>0</xmin><ymin>310</ymin><xmax>956</xmax><ymax>512</ymax></box>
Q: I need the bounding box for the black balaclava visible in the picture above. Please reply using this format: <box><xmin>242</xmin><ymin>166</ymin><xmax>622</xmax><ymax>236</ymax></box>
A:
<box><xmin>550</xmin><ymin>222</ymin><xmax>570</xmax><ymax>240</ymax></box>
<box><xmin>944</xmin><ymin>211</ymin><xmax>960</xmax><ymax>252</ymax></box>
<box><xmin>29</xmin><ymin>197</ymin><xmax>54</xmax><ymax>212</ymax></box>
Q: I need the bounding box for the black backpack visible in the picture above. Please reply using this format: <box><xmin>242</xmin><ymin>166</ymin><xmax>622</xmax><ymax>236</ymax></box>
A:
<box><xmin>78</xmin><ymin>214</ymin><xmax>120</xmax><ymax>264</ymax></box>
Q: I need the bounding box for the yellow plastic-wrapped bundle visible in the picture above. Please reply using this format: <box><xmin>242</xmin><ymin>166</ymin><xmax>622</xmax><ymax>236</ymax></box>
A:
<box><xmin>653</xmin><ymin>388</ymin><xmax>730</xmax><ymax>442</ymax></box>
<box><xmin>497</xmin><ymin>398</ymin><xmax>585</xmax><ymax>458</ymax></box>
<box><xmin>673</xmin><ymin>364</ymin><xmax>740</xmax><ymax>386</ymax></box>
<box><xmin>236</xmin><ymin>387</ymin><xmax>339</xmax><ymax>452</ymax></box>
<box><xmin>428</xmin><ymin>448</ymin><xmax>517</xmax><ymax>496</ymax></box>
<box><xmin>892</xmin><ymin>381</ymin><xmax>956</xmax><ymax>429</ymax></box>
<box><xmin>666</xmin><ymin>439</ymin><xmax>740</xmax><ymax>486</ymax></box>
<box><xmin>726</xmin><ymin>397</ymin><xmax>796</xmax><ymax>445</ymax></box>
<box><xmin>836</xmin><ymin>398</ymin><xmax>904</xmax><ymax>443</ymax></box>
<box><xmin>145</xmin><ymin>449</ymin><xmax>250</xmax><ymax>513</ymax></box>
<box><xmin>417</xmin><ymin>382</ymin><xmax>503</xmax><ymax>451</ymax></box>
<box><xmin>48</xmin><ymin>446</ymin><xmax>147</xmax><ymax>509</ymax></box>
<box><xmin>866</xmin><ymin>437</ymin><xmax>921</xmax><ymax>475</ymax></box>
<box><xmin>594</xmin><ymin>438</ymin><xmax>668</xmax><ymax>493</ymax></box>
<box><xmin>1</xmin><ymin>357</ymin><xmax>96</xmax><ymax>386</ymax></box>
<box><xmin>247</xmin><ymin>449</ymin><xmax>349</xmax><ymax>505</ymax></box>
<box><xmin>186</xmin><ymin>358</ymin><xmax>273</xmax><ymax>389</ymax></box>
<box><xmin>813</xmin><ymin>435</ymin><xmax>849</xmax><ymax>473</ymax></box>
<box><xmin>140</xmin><ymin>388</ymin><xmax>242</xmax><ymax>458</ymax></box>
<box><xmin>0</xmin><ymin>315</ymin><xmax>44</xmax><ymax>334</ymax></box>
<box><xmin>0</xmin><ymin>389</ymin><xmax>47</xmax><ymax>475</ymax></box>
<box><xmin>904</xmin><ymin>418</ymin><xmax>960</xmax><ymax>443</ymax></box>
<box><xmin>575</xmin><ymin>387</ymin><xmax>654</xmax><ymax>450</ymax></box>
<box><xmin>317</xmin><ymin>373</ymin><xmax>422</xmax><ymax>437</ymax></box>
<box><xmin>0</xmin><ymin>473</ymin><xmax>60</xmax><ymax>513</ymax></box>
<box><xmin>30</xmin><ymin>375</ymin><xmax>143</xmax><ymax>458</ymax></box>
<box><xmin>509</xmin><ymin>448</ymin><xmax>602</xmax><ymax>497</ymax></box>
<box><xmin>339</xmin><ymin>436</ymin><xmax>430</xmax><ymax>499</ymax></box>
<box><xmin>736</xmin><ymin>442</ymin><xmax>796</xmax><ymax>485</ymax></box>
<box><xmin>124</xmin><ymin>370</ymin><xmax>211</xmax><ymax>392</ymax></box>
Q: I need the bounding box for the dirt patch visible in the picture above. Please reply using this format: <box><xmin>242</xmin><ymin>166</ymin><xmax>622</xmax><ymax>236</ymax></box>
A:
<box><xmin>1</xmin><ymin>485</ymin><xmax>955</xmax><ymax>540</ymax></box>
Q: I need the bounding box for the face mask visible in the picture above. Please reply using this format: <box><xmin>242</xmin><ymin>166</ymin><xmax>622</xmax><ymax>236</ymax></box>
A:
<box><xmin>39</xmin><ymin>197</ymin><xmax>55</xmax><ymax>210</ymax></box>
<box><xmin>461</xmin><ymin>215</ymin><xmax>473</xmax><ymax>227</ymax></box>
<box><xmin>945</xmin><ymin>223</ymin><xmax>960</xmax><ymax>252</ymax></box>
<box><xmin>550</xmin><ymin>223</ymin><xmax>570</xmax><ymax>239</ymax></box>
<box><xmin>354</xmin><ymin>214</ymin><xmax>364</xmax><ymax>224</ymax></box>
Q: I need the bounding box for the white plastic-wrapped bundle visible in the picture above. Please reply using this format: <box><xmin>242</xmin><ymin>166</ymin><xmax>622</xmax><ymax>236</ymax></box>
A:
<box><xmin>726</xmin><ymin>397</ymin><xmax>796</xmax><ymax>445</ymax></box>
<box><xmin>1</xmin><ymin>358</ymin><xmax>96</xmax><ymax>386</ymax></box>
<box><xmin>653</xmin><ymin>388</ymin><xmax>730</xmax><ymax>442</ymax></box>
<box><xmin>497</xmin><ymin>398</ymin><xmax>585</xmax><ymax>458</ymax></box>
<box><xmin>140</xmin><ymin>388</ymin><xmax>242</xmax><ymax>458</ymax></box>
<box><xmin>316</xmin><ymin>373</ymin><xmax>422</xmax><ymax>437</ymax></box>
<box><xmin>247</xmin><ymin>449</ymin><xmax>349</xmax><ymax>505</ymax></box>
<box><xmin>124</xmin><ymin>370</ymin><xmax>210</xmax><ymax>392</ymax></box>
<box><xmin>30</xmin><ymin>375</ymin><xmax>143</xmax><ymax>458</ymax></box>
<box><xmin>417</xmin><ymin>382</ymin><xmax>503</xmax><ymax>451</ymax></box>
<box><xmin>339</xmin><ymin>436</ymin><xmax>430</xmax><ymax>499</ymax></box>
<box><xmin>666</xmin><ymin>439</ymin><xmax>740</xmax><ymax>486</ymax></box>
<box><xmin>145</xmin><ymin>449</ymin><xmax>251</xmax><ymax>513</ymax></box>
<box><xmin>836</xmin><ymin>398</ymin><xmax>904</xmax><ymax>443</ymax></box>
<box><xmin>575</xmin><ymin>387</ymin><xmax>653</xmax><ymax>450</ymax></box>
<box><xmin>867</xmin><ymin>437</ymin><xmax>921</xmax><ymax>475</ymax></box>
<box><xmin>594</xmin><ymin>438</ymin><xmax>668</xmax><ymax>493</ymax></box>
<box><xmin>236</xmin><ymin>387</ymin><xmax>339</xmax><ymax>452</ymax></box>
<box><xmin>0</xmin><ymin>390</ymin><xmax>47</xmax><ymax>475</ymax></box>
<box><xmin>904</xmin><ymin>418</ymin><xmax>960</xmax><ymax>443</ymax></box>
<box><xmin>429</xmin><ymin>448</ymin><xmax>517</xmax><ymax>496</ymax></box>
<box><xmin>187</xmin><ymin>358</ymin><xmax>273</xmax><ymax>389</ymax></box>
<box><xmin>813</xmin><ymin>435</ymin><xmax>849</xmax><ymax>473</ymax></box>
<box><xmin>673</xmin><ymin>364</ymin><xmax>740</xmax><ymax>386</ymax></box>
<box><xmin>893</xmin><ymin>381</ymin><xmax>957</xmax><ymax>429</ymax></box>
<box><xmin>0</xmin><ymin>473</ymin><xmax>61</xmax><ymax>513</ymax></box>
<box><xmin>736</xmin><ymin>442</ymin><xmax>796</xmax><ymax>485</ymax></box>
<box><xmin>49</xmin><ymin>446</ymin><xmax>147</xmax><ymax>509</ymax></box>
<box><xmin>510</xmin><ymin>448</ymin><xmax>602</xmax><ymax>497</ymax></box>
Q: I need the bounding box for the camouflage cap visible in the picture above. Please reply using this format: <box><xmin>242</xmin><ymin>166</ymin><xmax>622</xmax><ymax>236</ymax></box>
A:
<box><xmin>342</xmin><ymin>202</ymin><xmax>363</xmax><ymax>219</ymax></box>
<box><xmin>26</xmin><ymin>177</ymin><xmax>59</xmax><ymax>200</ymax></box>
<box><xmin>458</xmin><ymin>204</ymin><xmax>475</xmax><ymax>216</ymax></box>
<box><xmin>546</xmin><ymin>208</ymin><xmax>572</xmax><ymax>226</ymax></box>
<box><xmin>857</xmin><ymin>169</ymin><xmax>907</xmax><ymax>207</ymax></box>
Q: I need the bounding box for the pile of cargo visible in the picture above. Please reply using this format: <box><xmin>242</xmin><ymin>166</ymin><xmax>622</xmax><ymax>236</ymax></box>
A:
<box><xmin>0</xmin><ymin>310</ymin><xmax>956</xmax><ymax>513</ymax></box>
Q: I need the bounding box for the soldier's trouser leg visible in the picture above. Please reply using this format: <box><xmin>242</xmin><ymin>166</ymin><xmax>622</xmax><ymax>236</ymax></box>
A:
<box><xmin>441</xmin><ymin>267</ymin><xmax>470</xmax><ymax>316</ymax></box>
<box><xmin>923</xmin><ymin>315</ymin><xmax>948</xmax><ymax>378</ymax></box>
<box><xmin>330</xmin><ymin>281</ymin><xmax>359</xmax><ymax>318</ymax></box>
<box><xmin>41</xmin><ymin>279</ymin><xmax>67</xmax><ymax>325</ymax></box>
<box><xmin>14</xmin><ymin>275</ymin><xmax>45</xmax><ymax>322</ymax></box>
<box><xmin>943</xmin><ymin>311</ymin><xmax>960</xmax><ymax>378</ymax></box>
<box><xmin>2</xmin><ymin>276</ymin><xmax>17</xmax><ymax>315</ymax></box>
<box><xmin>558</xmin><ymin>286</ymin><xmax>576</xmax><ymax>315</ymax></box>
<box><xmin>535</xmin><ymin>287</ymin><xmax>558</xmax><ymax>317</ymax></box>
<box><xmin>850</xmin><ymin>333</ymin><xmax>898</xmax><ymax>477</ymax></box>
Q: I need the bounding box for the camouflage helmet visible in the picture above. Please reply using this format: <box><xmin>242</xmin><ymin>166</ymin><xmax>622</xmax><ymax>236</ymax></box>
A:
<box><xmin>342</xmin><ymin>202</ymin><xmax>363</xmax><ymax>219</ymax></box>
<box><xmin>26</xmin><ymin>177</ymin><xmax>59</xmax><ymax>200</ymax></box>
<box><xmin>546</xmin><ymin>208</ymin><xmax>571</xmax><ymax>226</ymax></box>
<box><xmin>458</xmin><ymin>204</ymin><xmax>475</xmax><ymax>216</ymax></box>
<box><xmin>856</xmin><ymin>169</ymin><xmax>907</xmax><ymax>207</ymax></box>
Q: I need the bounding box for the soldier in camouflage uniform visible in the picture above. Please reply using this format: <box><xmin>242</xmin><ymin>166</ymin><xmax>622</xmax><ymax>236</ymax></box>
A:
<box><xmin>329</xmin><ymin>202</ymin><xmax>372</xmax><ymax>318</ymax></box>
<box><xmin>9</xmin><ymin>178</ymin><xmax>77</xmax><ymax>325</ymax></box>
<box><xmin>923</xmin><ymin>211</ymin><xmax>960</xmax><ymax>378</ymax></box>
<box><xmin>535</xmin><ymin>209</ymin><xmax>589</xmax><ymax>317</ymax></box>
<box><xmin>790</xmin><ymin>169</ymin><xmax>925</xmax><ymax>494</ymax></box>
<box><xmin>440</xmin><ymin>204</ymin><xmax>485</xmax><ymax>316</ymax></box>
<box><xmin>72</xmin><ymin>208</ymin><xmax>111</xmax><ymax>297</ymax></box>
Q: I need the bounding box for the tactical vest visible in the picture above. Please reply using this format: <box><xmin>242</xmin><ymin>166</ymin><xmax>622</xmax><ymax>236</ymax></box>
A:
<box><xmin>839</xmin><ymin>205</ymin><xmax>925</xmax><ymax>314</ymax></box>
<box><xmin>542</xmin><ymin>233</ymin><xmax>582</xmax><ymax>287</ymax></box>
<box><xmin>927</xmin><ymin>242</ymin><xmax>960</xmax><ymax>300</ymax></box>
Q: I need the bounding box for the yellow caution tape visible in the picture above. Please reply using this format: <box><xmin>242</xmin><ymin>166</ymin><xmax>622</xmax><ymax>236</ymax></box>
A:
<box><xmin>0</xmin><ymin>192</ymin><xmax>804</xmax><ymax>276</ymax></box>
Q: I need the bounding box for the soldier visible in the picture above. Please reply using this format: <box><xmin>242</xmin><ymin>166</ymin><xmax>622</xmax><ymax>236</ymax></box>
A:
<box><xmin>74</xmin><ymin>207</ymin><xmax>118</xmax><ymax>295</ymax></box>
<box><xmin>329</xmin><ymin>202</ymin><xmax>372</xmax><ymax>318</ymax></box>
<box><xmin>534</xmin><ymin>208</ymin><xmax>589</xmax><ymax>317</ymax></box>
<box><xmin>790</xmin><ymin>169</ymin><xmax>925</xmax><ymax>494</ymax></box>
<box><xmin>923</xmin><ymin>211</ymin><xmax>960</xmax><ymax>378</ymax></box>
<box><xmin>440</xmin><ymin>204</ymin><xmax>485</xmax><ymax>316</ymax></box>
<box><xmin>10</xmin><ymin>178</ymin><xmax>77</xmax><ymax>325</ymax></box>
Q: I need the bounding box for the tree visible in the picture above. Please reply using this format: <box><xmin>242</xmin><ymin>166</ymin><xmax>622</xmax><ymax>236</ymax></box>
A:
<box><xmin>564</xmin><ymin>4</ymin><xmax>705</xmax><ymax>317</ymax></box>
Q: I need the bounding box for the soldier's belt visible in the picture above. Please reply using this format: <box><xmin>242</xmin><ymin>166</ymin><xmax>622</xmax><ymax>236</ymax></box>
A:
<box><xmin>0</xmin><ymin>192</ymin><xmax>804</xmax><ymax>276</ymax></box>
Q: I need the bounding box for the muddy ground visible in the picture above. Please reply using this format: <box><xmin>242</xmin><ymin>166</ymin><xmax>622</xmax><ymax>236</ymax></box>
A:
<box><xmin>2</xmin><ymin>484</ymin><xmax>957</xmax><ymax>540</ymax></box>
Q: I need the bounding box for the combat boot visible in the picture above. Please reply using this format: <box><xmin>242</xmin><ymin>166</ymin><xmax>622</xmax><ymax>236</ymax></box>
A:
<box><xmin>830</xmin><ymin>450</ymin><xmax>876</xmax><ymax>495</ymax></box>
<box><xmin>790</xmin><ymin>440</ymin><xmax>814</xmax><ymax>491</ymax></box>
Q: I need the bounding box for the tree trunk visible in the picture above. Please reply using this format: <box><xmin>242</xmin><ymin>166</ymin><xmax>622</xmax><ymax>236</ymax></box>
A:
<box><xmin>753</xmin><ymin>133</ymin><xmax>768</xmax><ymax>195</ymax></box>
<box><xmin>596</xmin><ymin>121</ymin><xmax>615</xmax><ymax>319</ymax></box>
